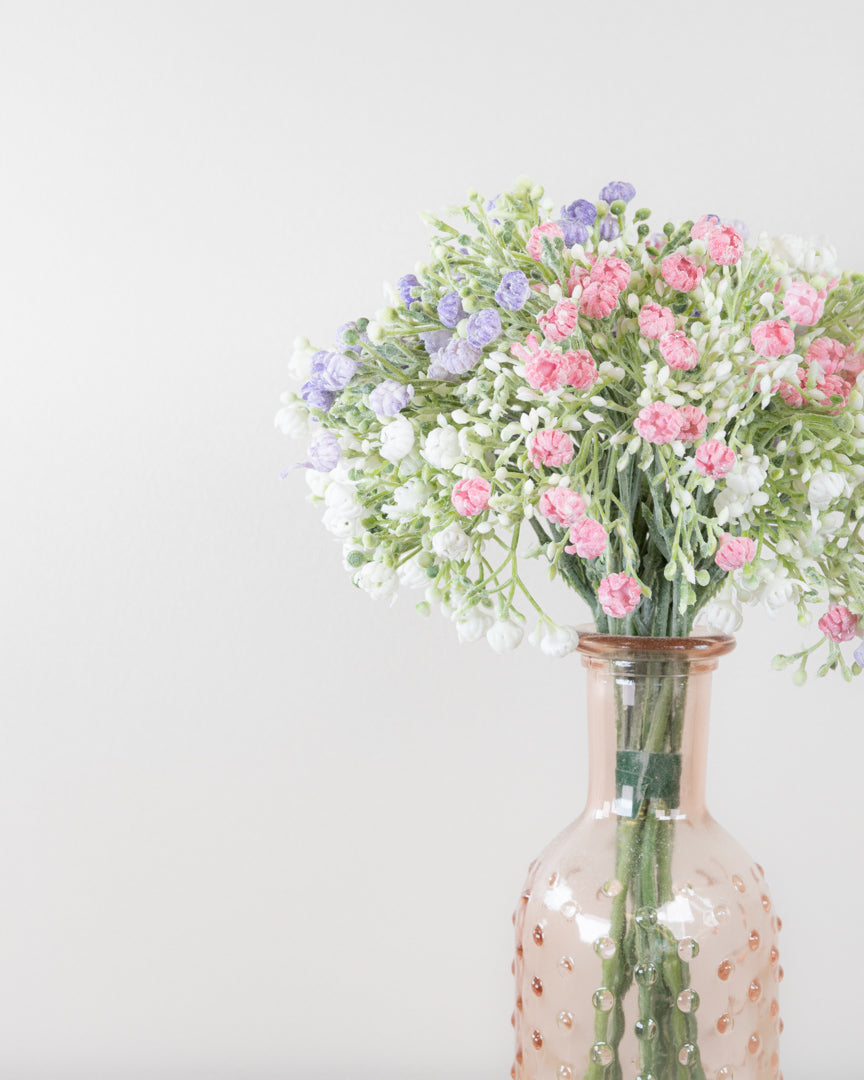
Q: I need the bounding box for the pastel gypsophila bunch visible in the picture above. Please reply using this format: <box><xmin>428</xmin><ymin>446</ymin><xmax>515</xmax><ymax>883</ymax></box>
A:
<box><xmin>278</xmin><ymin>179</ymin><xmax>864</xmax><ymax>679</ymax></box>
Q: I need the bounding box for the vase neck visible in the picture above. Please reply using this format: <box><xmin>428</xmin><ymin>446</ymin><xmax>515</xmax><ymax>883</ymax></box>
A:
<box><xmin>577</xmin><ymin>633</ymin><xmax>734</xmax><ymax>821</ymax></box>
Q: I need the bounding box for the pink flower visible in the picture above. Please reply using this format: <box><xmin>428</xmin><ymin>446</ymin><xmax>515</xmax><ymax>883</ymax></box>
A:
<box><xmin>818</xmin><ymin>373</ymin><xmax>852</xmax><ymax>413</ymax></box>
<box><xmin>661</xmin><ymin>253</ymin><xmax>705</xmax><ymax>292</ymax></box>
<box><xmin>783</xmin><ymin>281</ymin><xmax>825</xmax><ymax>326</ymax></box>
<box><xmin>527</xmin><ymin>222</ymin><xmax>565</xmax><ymax>261</ymax></box>
<box><xmin>580</xmin><ymin>280</ymin><xmax>620</xmax><ymax>318</ymax></box>
<box><xmin>694</xmin><ymin>439</ymin><xmax>736</xmax><ymax>478</ymax></box>
<box><xmin>778</xmin><ymin>377</ymin><xmax>805</xmax><ymax>408</ymax></box>
<box><xmin>805</xmin><ymin>337</ymin><xmax>846</xmax><ymax>375</ymax></box>
<box><xmin>751</xmin><ymin>319</ymin><xmax>795</xmax><ymax>358</ymax></box>
<box><xmin>538</xmin><ymin>488</ymin><xmax>586</xmax><ymax>527</ymax></box>
<box><xmin>538</xmin><ymin>300</ymin><xmax>580</xmax><ymax>342</ymax></box>
<box><xmin>841</xmin><ymin>346</ymin><xmax>864</xmax><ymax>381</ymax></box>
<box><xmin>676</xmin><ymin>405</ymin><xmax>708</xmax><ymax>442</ymax></box>
<box><xmin>559</xmin><ymin>349</ymin><xmax>599</xmax><ymax>389</ymax></box>
<box><xmin>528</xmin><ymin>429</ymin><xmax>574</xmax><ymax>468</ymax></box>
<box><xmin>513</xmin><ymin>334</ymin><xmax>562</xmax><ymax>392</ymax></box>
<box><xmin>715</xmin><ymin>534</ymin><xmax>757</xmax><ymax>572</ymax></box>
<box><xmin>564</xmin><ymin>517</ymin><xmax>607</xmax><ymax>559</ymax></box>
<box><xmin>818</xmin><ymin>605</ymin><xmax>859</xmax><ymax>643</ymax></box>
<box><xmin>658</xmin><ymin>330</ymin><xmax>700</xmax><ymax>370</ymax></box>
<box><xmin>638</xmin><ymin>301</ymin><xmax>675</xmax><ymax>339</ymax></box>
<box><xmin>590</xmin><ymin>256</ymin><xmax>631</xmax><ymax>291</ymax></box>
<box><xmin>597</xmin><ymin>573</ymin><xmax>642</xmax><ymax>619</ymax></box>
<box><xmin>634</xmin><ymin>402</ymin><xmax>684</xmax><ymax>444</ymax></box>
<box><xmin>567</xmin><ymin>259</ymin><xmax>595</xmax><ymax>296</ymax></box>
<box><xmin>690</xmin><ymin>214</ymin><xmax>721</xmax><ymax>240</ymax></box>
<box><xmin>707</xmin><ymin>224</ymin><xmax>744</xmax><ymax>266</ymax></box>
<box><xmin>451</xmin><ymin>477</ymin><xmax>491</xmax><ymax>517</ymax></box>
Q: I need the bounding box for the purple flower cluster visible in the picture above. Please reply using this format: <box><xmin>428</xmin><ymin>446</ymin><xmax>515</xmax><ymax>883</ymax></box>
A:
<box><xmin>301</xmin><ymin>349</ymin><xmax>360</xmax><ymax>413</ymax></box>
<box><xmin>369</xmin><ymin>379</ymin><xmax>415</xmax><ymax>417</ymax></box>
<box><xmin>437</xmin><ymin>291</ymin><xmax>467</xmax><ymax>328</ymax></box>
<box><xmin>433</xmin><ymin>337</ymin><xmax>482</xmax><ymax>377</ymax></box>
<box><xmin>307</xmin><ymin>432</ymin><xmax>341</xmax><ymax>472</ymax></box>
<box><xmin>466</xmin><ymin>308</ymin><xmax>501</xmax><ymax>349</ymax></box>
<box><xmin>397</xmin><ymin>274</ymin><xmax>421</xmax><ymax>308</ymax></box>
<box><xmin>495</xmin><ymin>270</ymin><xmax>530</xmax><ymax>311</ymax></box>
<box><xmin>599</xmin><ymin>181</ymin><xmax>636</xmax><ymax>205</ymax></box>
<box><xmin>600</xmin><ymin>217</ymin><xmax>621</xmax><ymax>241</ymax></box>
<box><xmin>558</xmin><ymin>198</ymin><xmax>597</xmax><ymax>246</ymax></box>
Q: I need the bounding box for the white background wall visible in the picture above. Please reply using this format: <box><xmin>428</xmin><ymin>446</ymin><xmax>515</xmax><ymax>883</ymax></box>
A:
<box><xmin>2</xmin><ymin>2</ymin><xmax>863</xmax><ymax>1077</ymax></box>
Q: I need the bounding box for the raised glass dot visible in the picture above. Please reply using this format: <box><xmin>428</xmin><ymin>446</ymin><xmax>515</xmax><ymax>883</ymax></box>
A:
<box><xmin>592</xmin><ymin>988</ymin><xmax>614</xmax><ymax>1012</ymax></box>
<box><xmin>521</xmin><ymin>890</ymin><xmax>531</xmax><ymax>905</ymax></box>
<box><xmin>761</xmin><ymin>893</ymin><xmax>772</xmax><ymax>912</ymax></box>
<box><xmin>751</xmin><ymin>865</ymin><xmax>762</xmax><ymax>882</ymax></box>
<box><xmin>635</xmin><ymin>962</ymin><xmax>658</xmax><ymax>986</ymax></box>
<box><xmin>560</xmin><ymin>900</ymin><xmax>579</xmax><ymax>920</ymax></box>
<box><xmin>557</xmin><ymin>1010</ymin><xmax>574</xmax><ymax>1030</ymax></box>
<box><xmin>770</xmin><ymin>945</ymin><xmax>779</xmax><ymax>965</ymax></box>
<box><xmin>516</xmin><ymin>944</ymin><xmax>524</xmax><ymax>957</ymax></box>
<box><xmin>779</xmin><ymin>1018</ymin><xmax>784</xmax><ymax>1034</ymax></box>
<box><xmin>532</xmin><ymin>1029</ymin><xmax>543</xmax><ymax>1049</ymax></box>
<box><xmin>678</xmin><ymin>1043</ymin><xmax>696</xmax><ymax>1066</ymax></box>
<box><xmin>602</xmin><ymin>878</ymin><xmax>623</xmax><ymax>898</ymax></box>
<box><xmin>511</xmin><ymin>959</ymin><xmax>516</xmax><ymax>975</ymax></box>
<box><xmin>674</xmin><ymin>882</ymin><xmax>695</xmax><ymax>898</ymax></box>
<box><xmin>770</xmin><ymin>1052</ymin><xmax>779</xmax><ymax>1070</ymax></box>
<box><xmin>594</xmin><ymin>936</ymin><xmax>616</xmax><ymax>959</ymax></box>
<box><xmin>770</xmin><ymin>998</ymin><xmax>779</xmax><ymax>1017</ymax></box>
<box><xmin>516</xmin><ymin>1049</ymin><xmax>523</xmax><ymax>1065</ymax></box>
<box><xmin>510</xmin><ymin>1066</ymin><xmax>516</xmax><ymax>1080</ymax></box>
<box><xmin>677</xmin><ymin>937</ymin><xmax>699</xmax><ymax>960</ymax></box>
<box><xmin>635</xmin><ymin>1018</ymin><xmax>658</xmax><ymax>1040</ymax></box>
<box><xmin>558</xmin><ymin>955</ymin><xmax>574</xmax><ymax>976</ymax></box>
<box><xmin>510</xmin><ymin>1011</ymin><xmax>516</xmax><ymax>1028</ymax></box>
<box><xmin>749</xmin><ymin>929</ymin><xmax>761</xmax><ymax>951</ymax></box>
<box><xmin>777</xmin><ymin>916</ymin><xmax>783</xmax><ymax>932</ymax></box>
<box><xmin>634</xmin><ymin>906</ymin><xmax>658</xmax><ymax>929</ymax></box>
<box><xmin>717</xmin><ymin>958</ymin><xmax>734</xmax><ymax>981</ymax></box>
<box><xmin>732</xmin><ymin>874</ymin><xmax>746</xmax><ymax>892</ymax></box>
<box><xmin>748</xmin><ymin>1033</ymin><xmax>760</xmax><ymax>1054</ymax></box>
<box><xmin>533</xmin><ymin>924</ymin><xmax>545</xmax><ymax>946</ymax></box>
<box><xmin>548</xmin><ymin>872</ymin><xmax>559</xmax><ymax>887</ymax></box>
<box><xmin>531</xmin><ymin>977</ymin><xmax>543</xmax><ymax>996</ymax></box>
<box><xmin>591</xmin><ymin>1042</ymin><xmax>614</xmax><ymax>1067</ymax></box>
<box><xmin>716</xmin><ymin>1068</ymin><xmax>734</xmax><ymax>1080</ymax></box>
<box><xmin>777</xmin><ymin>965</ymin><xmax>785</xmax><ymax>982</ymax></box>
<box><xmin>557</xmin><ymin>1067</ymin><xmax>573</xmax><ymax>1080</ymax></box>
<box><xmin>715</xmin><ymin>904</ymin><xmax>731</xmax><ymax>923</ymax></box>
<box><xmin>756</xmin><ymin>862</ymin><xmax>765</xmax><ymax>877</ymax></box>
<box><xmin>748</xmin><ymin>979</ymin><xmax>762</xmax><ymax>1002</ymax></box>
<box><xmin>676</xmin><ymin>988</ymin><xmax>700</xmax><ymax>1013</ymax></box>
<box><xmin>716</xmin><ymin>1013</ymin><xmax>734</xmax><ymax>1034</ymax></box>
<box><xmin>516</xmin><ymin>996</ymin><xmax>523</xmax><ymax>1012</ymax></box>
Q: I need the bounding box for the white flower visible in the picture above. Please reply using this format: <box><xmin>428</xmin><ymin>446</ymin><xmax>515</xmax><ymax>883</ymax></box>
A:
<box><xmin>725</xmin><ymin>456</ymin><xmax>768</xmax><ymax>496</ymax></box>
<box><xmin>761</xmin><ymin>575</ymin><xmax>801</xmax><ymax>616</ymax></box>
<box><xmin>379</xmin><ymin>416</ymin><xmax>415</xmax><ymax>463</ymax></box>
<box><xmin>421</xmin><ymin>425</ymin><xmax>463</xmax><ymax>470</ymax></box>
<box><xmin>324</xmin><ymin>481</ymin><xmax>360</xmax><ymax>517</ymax></box>
<box><xmin>759</xmin><ymin>233</ymin><xmax>839</xmax><ymax>277</ymax></box>
<box><xmin>274</xmin><ymin>401</ymin><xmax>310</xmax><ymax>439</ymax></box>
<box><xmin>529</xmin><ymin>622</ymin><xmax>580</xmax><ymax>657</ymax></box>
<box><xmin>382</xmin><ymin>478</ymin><xmax>432</xmax><ymax>520</ymax></box>
<box><xmin>431</xmin><ymin>522</ymin><xmax>472</xmax><ymax>561</ymax></box>
<box><xmin>397</xmin><ymin>555</ymin><xmax>430</xmax><ymax>590</ymax></box>
<box><xmin>808</xmin><ymin>470</ymin><xmax>846</xmax><ymax>511</ymax></box>
<box><xmin>486</xmin><ymin>619</ymin><xmax>524</xmax><ymax>653</ymax></box>
<box><xmin>454</xmin><ymin>607</ymin><xmax>494</xmax><ymax>644</ymax></box>
<box><xmin>699</xmin><ymin>598</ymin><xmax>743</xmax><ymax>634</ymax></box>
<box><xmin>305</xmin><ymin>469</ymin><xmax>331</xmax><ymax>498</ymax></box>
<box><xmin>287</xmin><ymin>339</ymin><xmax>315</xmax><ymax>382</ymax></box>
<box><xmin>354</xmin><ymin>560</ymin><xmax>399</xmax><ymax>601</ymax></box>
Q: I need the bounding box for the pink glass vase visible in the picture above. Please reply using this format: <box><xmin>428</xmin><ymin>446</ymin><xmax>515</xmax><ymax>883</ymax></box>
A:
<box><xmin>511</xmin><ymin>634</ymin><xmax>783</xmax><ymax>1080</ymax></box>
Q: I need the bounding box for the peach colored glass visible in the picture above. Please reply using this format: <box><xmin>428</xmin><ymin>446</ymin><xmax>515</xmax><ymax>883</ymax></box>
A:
<box><xmin>511</xmin><ymin>634</ymin><xmax>782</xmax><ymax>1080</ymax></box>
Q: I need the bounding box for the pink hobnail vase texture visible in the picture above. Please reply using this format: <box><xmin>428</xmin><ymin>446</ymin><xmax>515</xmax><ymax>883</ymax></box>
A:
<box><xmin>511</xmin><ymin>633</ymin><xmax>782</xmax><ymax>1080</ymax></box>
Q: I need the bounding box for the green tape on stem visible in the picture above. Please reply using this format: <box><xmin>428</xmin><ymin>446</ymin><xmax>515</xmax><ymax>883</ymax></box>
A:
<box><xmin>615</xmin><ymin>750</ymin><xmax>682</xmax><ymax>818</ymax></box>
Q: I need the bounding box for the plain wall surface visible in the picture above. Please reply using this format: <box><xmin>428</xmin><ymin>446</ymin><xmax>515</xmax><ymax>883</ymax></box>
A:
<box><xmin>2</xmin><ymin>2</ymin><xmax>863</xmax><ymax>1077</ymax></box>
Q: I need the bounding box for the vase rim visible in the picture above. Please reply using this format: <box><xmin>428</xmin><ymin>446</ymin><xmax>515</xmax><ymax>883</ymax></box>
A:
<box><xmin>575</xmin><ymin>626</ymin><xmax>736</xmax><ymax>660</ymax></box>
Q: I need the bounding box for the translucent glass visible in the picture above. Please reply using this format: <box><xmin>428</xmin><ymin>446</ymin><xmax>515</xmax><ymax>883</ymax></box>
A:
<box><xmin>511</xmin><ymin>634</ymin><xmax>782</xmax><ymax>1080</ymax></box>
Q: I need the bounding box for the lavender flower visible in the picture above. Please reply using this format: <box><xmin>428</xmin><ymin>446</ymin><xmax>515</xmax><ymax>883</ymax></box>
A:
<box><xmin>600</xmin><ymin>217</ymin><xmax>621</xmax><ymax>241</ymax></box>
<box><xmin>420</xmin><ymin>329</ymin><xmax>453</xmax><ymax>355</ymax></box>
<box><xmin>437</xmin><ymin>291</ymin><xmax>467</xmax><ymax>329</ymax></box>
<box><xmin>310</xmin><ymin>350</ymin><xmax>360</xmax><ymax>391</ymax></box>
<box><xmin>599</xmin><ymin>181</ymin><xmax>636</xmax><ymax>204</ymax></box>
<box><xmin>855</xmin><ymin>640</ymin><xmax>864</xmax><ymax>668</ymax></box>
<box><xmin>397</xmin><ymin>274</ymin><xmax>421</xmax><ymax>308</ymax></box>
<box><xmin>300</xmin><ymin>379</ymin><xmax>336</xmax><ymax>413</ymax></box>
<box><xmin>436</xmin><ymin>337</ymin><xmax>482</xmax><ymax>376</ymax></box>
<box><xmin>495</xmin><ymin>270</ymin><xmax>530</xmax><ymax>311</ymax></box>
<box><xmin>466</xmin><ymin>308</ymin><xmax>502</xmax><ymax>349</ymax></box>
<box><xmin>369</xmin><ymin>379</ymin><xmax>415</xmax><ymax>417</ymax></box>
<box><xmin>558</xmin><ymin>219</ymin><xmax>589</xmax><ymax>246</ymax></box>
<box><xmin>561</xmin><ymin>199</ymin><xmax>597</xmax><ymax>225</ymax></box>
<box><xmin>335</xmin><ymin>321</ymin><xmax>366</xmax><ymax>353</ymax></box>
<box><xmin>308</xmin><ymin>432</ymin><xmax>341</xmax><ymax>472</ymax></box>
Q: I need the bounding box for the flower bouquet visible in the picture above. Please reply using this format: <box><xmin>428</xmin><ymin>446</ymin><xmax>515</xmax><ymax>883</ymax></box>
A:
<box><xmin>278</xmin><ymin>179</ymin><xmax>864</xmax><ymax>1079</ymax></box>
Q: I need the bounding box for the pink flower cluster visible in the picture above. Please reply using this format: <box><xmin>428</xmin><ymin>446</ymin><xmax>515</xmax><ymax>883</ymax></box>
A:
<box><xmin>528</xmin><ymin>429</ymin><xmax>574</xmax><ymax>468</ymax></box>
<box><xmin>538</xmin><ymin>487</ymin><xmax>586</xmax><ymax>527</ymax></box>
<box><xmin>451</xmin><ymin>477</ymin><xmax>491</xmax><ymax>517</ymax></box>
<box><xmin>715</xmin><ymin>534</ymin><xmax>756</xmax><ymax>572</ymax></box>
<box><xmin>661</xmin><ymin>252</ymin><xmax>705</xmax><ymax>292</ymax></box>
<box><xmin>527</xmin><ymin>222</ymin><xmax>564</xmax><ymax>262</ymax></box>
<box><xmin>783</xmin><ymin>281</ymin><xmax>825</xmax><ymax>326</ymax></box>
<box><xmin>638</xmin><ymin>302</ymin><xmax>675</xmax><ymax>339</ymax></box>
<box><xmin>513</xmin><ymin>334</ymin><xmax>598</xmax><ymax>393</ymax></box>
<box><xmin>818</xmin><ymin>605</ymin><xmax>859</xmax><ymax>643</ymax></box>
<box><xmin>751</xmin><ymin>320</ymin><xmax>795</xmax><ymax>358</ymax></box>
<box><xmin>690</xmin><ymin>215</ymin><xmax>743</xmax><ymax>266</ymax></box>
<box><xmin>634</xmin><ymin>402</ymin><xmax>708</xmax><ymax>445</ymax></box>
<box><xmin>777</xmin><ymin>337</ymin><xmax>861</xmax><ymax>412</ymax></box>
<box><xmin>658</xmin><ymin>330</ymin><xmax>700</xmax><ymax>370</ymax></box>
<box><xmin>694</xmin><ymin>439</ymin><xmax>736</xmax><ymax>478</ymax></box>
<box><xmin>564</xmin><ymin>517</ymin><xmax>607</xmax><ymax>559</ymax></box>
<box><xmin>598</xmin><ymin>573</ymin><xmax>642</xmax><ymax>618</ymax></box>
<box><xmin>538</xmin><ymin>300</ymin><xmax>580</xmax><ymax>342</ymax></box>
<box><xmin>569</xmin><ymin>255</ymin><xmax>631</xmax><ymax>319</ymax></box>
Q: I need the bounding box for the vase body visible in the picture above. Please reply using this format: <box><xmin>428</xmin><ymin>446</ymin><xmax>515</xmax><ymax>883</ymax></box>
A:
<box><xmin>511</xmin><ymin>634</ymin><xmax>782</xmax><ymax>1080</ymax></box>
